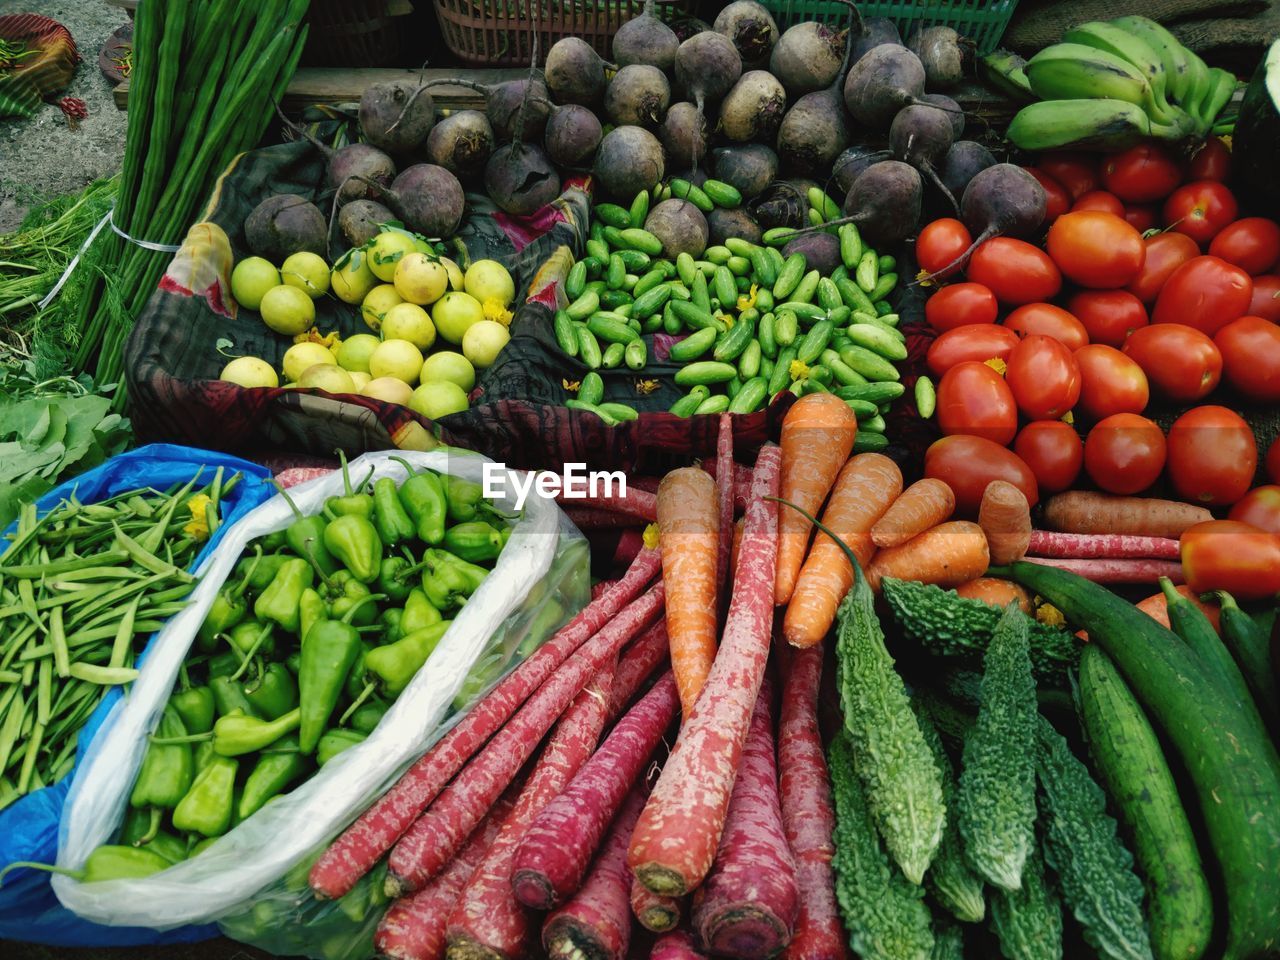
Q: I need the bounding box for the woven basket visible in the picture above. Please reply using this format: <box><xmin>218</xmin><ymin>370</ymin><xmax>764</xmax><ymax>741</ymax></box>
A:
<box><xmin>303</xmin><ymin>0</ymin><xmax>415</xmax><ymax>67</ymax></box>
<box><xmin>433</xmin><ymin>0</ymin><xmax>694</xmax><ymax>67</ymax></box>
<box><xmin>760</xmin><ymin>0</ymin><xmax>1019</xmax><ymax>55</ymax></box>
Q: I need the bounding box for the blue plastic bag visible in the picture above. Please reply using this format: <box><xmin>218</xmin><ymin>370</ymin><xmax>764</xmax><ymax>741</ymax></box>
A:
<box><xmin>0</xmin><ymin>443</ymin><xmax>274</xmax><ymax>946</ymax></box>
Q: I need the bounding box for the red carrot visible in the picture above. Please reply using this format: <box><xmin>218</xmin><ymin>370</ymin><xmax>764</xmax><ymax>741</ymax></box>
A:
<box><xmin>632</xmin><ymin>878</ymin><xmax>682</xmax><ymax>933</ymax></box>
<box><xmin>702</xmin><ymin>457</ymin><xmax>753</xmax><ymax>511</ymax></box>
<box><xmin>374</xmin><ymin>790</ymin><xmax>517</xmax><ymax>960</ymax></box>
<box><xmin>388</xmin><ymin>587</ymin><xmax>663</xmax><ymax>894</ymax></box>
<box><xmin>512</xmin><ymin>672</ymin><xmax>680</xmax><ymax>910</ymax></box>
<box><xmin>631</xmin><ymin>476</ymin><xmax>664</xmax><ymax>494</ymax></box>
<box><xmin>778</xmin><ymin>648</ymin><xmax>848</xmax><ymax>960</ymax></box>
<box><xmin>554</xmin><ymin>485</ymin><xmax>659</xmax><ymax>521</ymax></box>
<box><xmin>628</xmin><ymin>445</ymin><xmax>782</xmax><ymax>897</ymax></box>
<box><xmin>608</xmin><ymin>620</ymin><xmax>671</xmax><ymax>720</ymax></box>
<box><xmin>542</xmin><ymin>782</ymin><xmax>650</xmax><ymax>960</ymax></box>
<box><xmin>1021</xmin><ymin>556</ymin><xmax>1184</xmax><ymax>584</ymax></box>
<box><xmin>444</xmin><ymin>663</ymin><xmax>617</xmax><ymax>960</ymax></box>
<box><xmin>691</xmin><ymin>679</ymin><xmax>798</xmax><ymax>959</ymax></box>
<box><xmin>564</xmin><ymin>506</ymin><xmax>647</xmax><ymax>529</ymax></box>
<box><xmin>651</xmin><ymin>930</ymin><xmax>711</xmax><ymax>959</ymax></box>
<box><xmin>716</xmin><ymin>413</ymin><xmax>735</xmax><ymax>597</ymax></box>
<box><xmin>1026</xmin><ymin>530</ymin><xmax>1181</xmax><ymax>560</ymax></box>
<box><xmin>310</xmin><ymin>546</ymin><xmax>662</xmax><ymax>900</ymax></box>
<box><xmin>592</xmin><ymin>579</ymin><xmax>618</xmax><ymax>600</ymax></box>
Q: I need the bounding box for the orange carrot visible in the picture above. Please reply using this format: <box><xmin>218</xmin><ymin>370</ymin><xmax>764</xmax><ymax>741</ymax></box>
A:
<box><xmin>783</xmin><ymin>454</ymin><xmax>903</xmax><ymax>648</ymax></box>
<box><xmin>657</xmin><ymin>468</ymin><xmax>720</xmax><ymax>716</ymax></box>
<box><xmin>1043</xmin><ymin>491</ymin><xmax>1212</xmax><ymax>539</ymax></box>
<box><xmin>978</xmin><ymin>481</ymin><xmax>1032</xmax><ymax>565</ymax></box>
<box><xmin>866</xmin><ymin>521</ymin><xmax>990</xmax><ymax>592</ymax></box>
<box><xmin>955</xmin><ymin>578</ymin><xmax>1033</xmax><ymax>612</ymax></box>
<box><xmin>774</xmin><ymin>394</ymin><xmax>859</xmax><ymax>606</ymax></box>
<box><xmin>870</xmin><ymin>479</ymin><xmax>955</xmax><ymax>549</ymax></box>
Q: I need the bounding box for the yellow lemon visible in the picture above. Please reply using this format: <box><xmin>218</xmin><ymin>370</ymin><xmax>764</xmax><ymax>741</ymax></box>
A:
<box><xmin>431</xmin><ymin>291</ymin><xmax>484</xmax><ymax>345</ymax></box>
<box><xmin>336</xmin><ymin>333</ymin><xmax>381</xmax><ymax>373</ymax></box>
<box><xmin>368</xmin><ymin>231</ymin><xmax>418</xmax><ymax>282</ymax></box>
<box><xmin>280</xmin><ymin>252</ymin><xmax>330</xmax><ymax>298</ymax></box>
<box><xmin>382</xmin><ymin>302</ymin><xmax>437</xmax><ymax>351</ymax></box>
<box><xmin>420</xmin><ymin>350</ymin><xmax>475</xmax><ymax>392</ymax></box>
<box><xmin>350</xmin><ymin>371</ymin><xmax>372</xmax><ymax>392</ymax></box>
<box><xmin>369</xmin><ymin>339</ymin><xmax>424</xmax><ymax>385</ymax></box>
<box><xmin>409</xmin><ymin>381</ymin><xmax>469</xmax><ymax>419</ymax></box>
<box><xmin>230</xmin><ymin>257</ymin><xmax>280</xmax><ymax>310</ymax></box>
<box><xmin>331</xmin><ymin>251</ymin><xmax>378</xmax><ymax>304</ymax></box>
<box><xmin>464</xmin><ymin>259</ymin><xmax>515</xmax><ymax>307</ymax></box>
<box><xmin>282</xmin><ymin>342</ymin><xmax>336</xmax><ymax>382</ymax></box>
<box><xmin>298</xmin><ymin>363</ymin><xmax>356</xmax><ymax>394</ymax></box>
<box><xmin>439</xmin><ymin>256</ymin><xmax>465</xmax><ymax>291</ymax></box>
<box><xmin>361</xmin><ymin>283</ymin><xmax>403</xmax><ymax>332</ymax></box>
<box><xmin>259</xmin><ymin>284</ymin><xmax>316</xmax><ymax>335</ymax></box>
<box><xmin>220</xmin><ymin>355</ymin><xmax>279</xmax><ymax>388</ymax></box>
<box><xmin>361</xmin><ymin>376</ymin><xmax>414</xmax><ymax>405</ymax></box>
<box><xmin>462</xmin><ymin>319</ymin><xmax>510</xmax><ymax>369</ymax></box>
<box><xmin>394</xmin><ymin>252</ymin><xmax>449</xmax><ymax>306</ymax></box>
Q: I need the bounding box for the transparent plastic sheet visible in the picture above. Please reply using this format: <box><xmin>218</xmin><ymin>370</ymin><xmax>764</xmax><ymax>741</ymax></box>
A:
<box><xmin>52</xmin><ymin>449</ymin><xmax>590</xmax><ymax>940</ymax></box>
<box><xmin>0</xmin><ymin>443</ymin><xmax>273</xmax><ymax>946</ymax></box>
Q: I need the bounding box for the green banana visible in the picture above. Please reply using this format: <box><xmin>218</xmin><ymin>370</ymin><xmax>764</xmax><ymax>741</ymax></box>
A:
<box><xmin>1197</xmin><ymin>67</ymin><xmax>1241</xmax><ymax>129</ymax></box>
<box><xmin>1063</xmin><ymin>22</ymin><xmax>1181</xmax><ymax>125</ymax></box>
<box><xmin>1108</xmin><ymin>16</ymin><xmax>1193</xmax><ymax>108</ymax></box>
<box><xmin>980</xmin><ymin>49</ymin><xmax>1037</xmax><ymax>104</ymax></box>
<box><xmin>1007</xmin><ymin>98</ymin><xmax>1155</xmax><ymax>151</ymax></box>
<box><xmin>1026</xmin><ymin>43</ymin><xmax>1173</xmax><ymax>124</ymax></box>
<box><xmin>1180</xmin><ymin>50</ymin><xmax>1215</xmax><ymax>132</ymax></box>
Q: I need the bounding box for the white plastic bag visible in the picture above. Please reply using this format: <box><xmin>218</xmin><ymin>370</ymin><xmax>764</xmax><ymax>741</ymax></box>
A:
<box><xmin>53</xmin><ymin>449</ymin><xmax>588</xmax><ymax>929</ymax></box>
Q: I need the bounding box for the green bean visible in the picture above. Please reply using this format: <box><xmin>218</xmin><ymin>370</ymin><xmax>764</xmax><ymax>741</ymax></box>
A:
<box><xmin>109</xmin><ymin>597</ymin><xmax>141</xmax><ymax>670</ymax></box>
<box><xmin>0</xmin><ymin>691</ymin><xmax>23</xmax><ymax>773</ymax></box>
<box><xmin>68</xmin><ymin>664</ymin><xmax>138</xmax><ymax>686</ymax></box>
<box><xmin>36</xmin><ymin>660</ymin><xmax>52</xmax><ymax>727</ymax></box>
<box><xmin>48</xmin><ymin>606</ymin><xmax>70</xmax><ymax>678</ymax></box>
<box><xmin>0</xmin><ymin>549</ymin><xmax>129</xmax><ymax>578</ymax></box>
<box><xmin>17</xmin><ymin>721</ymin><xmax>42</xmax><ymax>794</ymax></box>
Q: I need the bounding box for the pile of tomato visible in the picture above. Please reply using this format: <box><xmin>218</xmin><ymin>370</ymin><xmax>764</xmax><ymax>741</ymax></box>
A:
<box><xmin>915</xmin><ymin>140</ymin><xmax>1280</xmax><ymax>538</ymax></box>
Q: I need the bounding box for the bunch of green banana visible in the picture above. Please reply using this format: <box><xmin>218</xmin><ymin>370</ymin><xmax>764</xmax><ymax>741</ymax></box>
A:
<box><xmin>1007</xmin><ymin>16</ymin><xmax>1239</xmax><ymax>151</ymax></box>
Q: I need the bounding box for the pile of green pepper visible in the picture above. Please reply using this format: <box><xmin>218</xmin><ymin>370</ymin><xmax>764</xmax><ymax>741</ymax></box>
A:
<box><xmin>92</xmin><ymin>456</ymin><xmax>514</xmax><ymax>879</ymax></box>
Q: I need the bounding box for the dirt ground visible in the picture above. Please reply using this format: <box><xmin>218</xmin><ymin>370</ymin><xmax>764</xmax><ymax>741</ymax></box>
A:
<box><xmin>0</xmin><ymin>0</ymin><xmax>129</xmax><ymax>232</ymax></box>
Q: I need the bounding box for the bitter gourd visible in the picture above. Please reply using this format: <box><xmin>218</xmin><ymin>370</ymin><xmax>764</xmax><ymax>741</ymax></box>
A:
<box><xmin>1036</xmin><ymin>715</ymin><xmax>1153</xmax><ymax>960</ymax></box>
<box><xmin>829</xmin><ymin>731</ymin><xmax>935</xmax><ymax>960</ymax></box>
<box><xmin>931</xmin><ymin>920</ymin><xmax>966</xmax><ymax>960</ymax></box>
<box><xmin>957</xmin><ymin>604</ymin><xmax>1038</xmax><ymax>893</ymax></box>
<box><xmin>990</xmin><ymin>844</ymin><xmax>1063</xmax><ymax>960</ymax></box>
<box><xmin>914</xmin><ymin>703</ymin><xmax>985</xmax><ymax>924</ymax></box>
<box><xmin>880</xmin><ymin>578</ymin><xmax>1078</xmax><ymax>681</ymax></box>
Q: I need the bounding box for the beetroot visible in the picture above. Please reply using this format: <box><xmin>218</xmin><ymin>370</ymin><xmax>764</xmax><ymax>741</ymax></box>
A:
<box><xmin>605</xmin><ymin>65</ymin><xmax>671</xmax><ymax>128</ymax></box>
<box><xmin>782</xmin><ymin>232</ymin><xmax>841</xmax><ymax>275</ymax></box>
<box><xmin>707</xmin><ymin>207</ymin><xmax>762</xmax><ymax>246</ymax></box>
<box><xmin>924</xmin><ymin>162</ymin><xmax>1047</xmax><ymax>278</ymax></box>
<box><xmin>719</xmin><ymin>70</ymin><xmax>787</xmax><ymax>142</ymax></box>
<box><xmin>594</xmin><ymin>126</ymin><xmax>665</xmax><ymax>199</ymax></box>
<box><xmin>544</xmin><ymin>104</ymin><xmax>603</xmax><ymax>169</ymax></box>
<box><xmin>485</xmin><ymin>143</ymin><xmax>562</xmax><ymax>217</ymax></box>
<box><xmin>674</xmin><ymin>32</ymin><xmax>742</xmax><ymax>107</ymax></box>
<box><xmin>922</xmin><ymin>93</ymin><xmax>965</xmax><ymax>138</ymax></box>
<box><xmin>337</xmin><ymin>198</ymin><xmax>393</xmax><ymax>248</ymax></box>
<box><xmin>660</xmin><ymin>102</ymin><xmax>709</xmax><ymax>173</ymax></box>
<box><xmin>770</xmin><ymin>22</ymin><xmax>845</xmax><ymax>95</ymax></box>
<box><xmin>645</xmin><ymin>199</ymin><xmax>709</xmax><ymax>259</ymax></box>
<box><xmin>359</xmin><ymin>78</ymin><xmax>435</xmax><ymax>154</ymax></box>
<box><xmin>612</xmin><ymin>0</ymin><xmax>679</xmax><ymax>72</ymax></box>
<box><xmin>850</xmin><ymin>16</ymin><xmax>902</xmax><ymax>63</ymax></box>
<box><xmin>545</xmin><ymin>37</ymin><xmax>611</xmax><ymax>106</ymax></box>
<box><xmin>425</xmin><ymin>110</ymin><xmax>494</xmax><ymax>178</ymax></box>
<box><xmin>245</xmin><ymin>195</ymin><xmax>326</xmax><ymax>261</ymax></box>
<box><xmin>940</xmin><ymin>140</ymin><xmax>996</xmax><ymax>204</ymax></box>
<box><xmin>843</xmin><ymin>43</ymin><xmax>929</xmax><ymax>129</ymax></box>
<box><xmin>890</xmin><ymin>103</ymin><xmax>958</xmax><ymax>213</ymax></box>
<box><xmin>712</xmin><ymin>1</ymin><xmax>779</xmax><ymax>65</ymax></box>
<box><xmin>750</xmin><ymin>179</ymin><xmax>817</xmax><ymax>230</ymax></box>
<box><xmin>832</xmin><ymin>145</ymin><xmax>891</xmax><ymax>197</ymax></box>
<box><xmin>909</xmin><ymin>25</ymin><xmax>969</xmax><ymax>90</ymax></box>
<box><xmin>711</xmin><ymin>144</ymin><xmax>777</xmax><ymax>200</ymax></box>
<box><xmin>841</xmin><ymin>159</ymin><xmax>922</xmax><ymax>247</ymax></box>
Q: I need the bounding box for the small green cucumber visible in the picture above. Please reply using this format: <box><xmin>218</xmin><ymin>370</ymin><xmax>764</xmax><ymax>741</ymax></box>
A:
<box><xmin>820</xmin><ymin>349</ymin><xmax>869</xmax><ymax>388</ymax></box>
<box><xmin>738</xmin><ymin>339</ymin><xmax>762</xmax><ymax>379</ymax></box>
<box><xmin>566</xmin><ymin>261</ymin><xmax>588</xmax><ymax>300</ymax></box>
<box><xmin>554</xmin><ymin>311</ymin><xmax>579</xmax><ymax>357</ymax></box>
<box><xmin>629</xmin><ymin>190</ymin><xmax>650</xmax><ymax>227</ymax></box>
<box><xmin>796</xmin><ymin>319</ymin><xmax>834</xmax><ymax>365</ymax></box>
<box><xmin>594</xmin><ymin>203</ymin><xmax>631</xmax><ymax>228</ymax></box>
<box><xmin>915</xmin><ymin>376</ymin><xmax>936</xmax><ymax>419</ymax></box>
<box><xmin>690</xmin><ymin>271</ymin><xmax>711</xmax><ymax>312</ymax></box>
<box><xmin>714</xmin><ymin>314</ymin><xmax>756</xmax><ymax>362</ymax></box>
<box><xmin>694</xmin><ymin>394</ymin><xmax>731</xmax><ymax>415</ymax></box>
<box><xmin>773</xmin><ymin>253</ymin><xmax>807</xmax><ymax>299</ymax></box>
<box><xmin>753</xmin><ymin>288</ymin><xmax>774</xmax><ymax>312</ymax></box>
<box><xmin>853</xmin><ymin>432</ymin><xmax>889</xmax><ymax>452</ymax></box>
<box><xmin>728</xmin><ymin>376</ymin><xmax>768</xmax><ymax>413</ymax></box>
<box><xmin>705</xmin><ymin>245</ymin><xmax>732</xmax><ymax>265</ymax></box>
<box><xmin>840</xmin><ymin>345</ymin><xmax>901</xmax><ymax>382</ymax></box>
<box><xmin>762</xmin><ymin>226</ymin><xmax>798</xmax><ymax>247</ymax></box>
<box><xmin>749</xmin><ymin>246</ymin><xmax>777</xmax><ymax>287</ymax></box>
<box><xmin>566</xmin><ymin>290</ymin><xmax>600</xmax><ymax>321</ymax></box>
<box><xmin>836</xmin><ymin>276</ymin><xmax>875</xmax><ymax>315</ymax></box>
<box><xmin>597</xmin><ymin>401</ymin><xmax>638</xmax><ymax>421</ymax></box>
<box><xmin>577</xmin><ymin>326</ymin><xmax>602</xmax><ymax>369</ymax></box>
<box><xmin>578</xmin><ymin>371</ymin><xmax>605</xmax><ymax>406</ymax></box>
<box><xmin>669</xmin><ymin>179</ymin><xmax>714</xmax><ymax>212</ymax></box>
<box><xmin>790</xmin><ymin>269</ymin><xmax>822</xmax><ymax>305</ymax></box>
<box><xmin>769</xmin><ymin>346</ymin><xmax>797</xmax><ymax>395</ymax></box>
<box><xmin>776</xmin><ymin>302</ymin><xmax>826</xmax><ymax>323</ymax></box>
<box><xmin>631</xmin><ymin>284</ymin><xmax>672</xmax><ymax>318</ymax></box>
<box><xmin>726</xmin><ymin>255</ymin><xmax>752</xmax><ymax>277</ymax></box>
<box><xmin>871</xmin><ymin>273</ymin><xmax>898</xmax><ymax>302</ymax></box>
<box><xmin>670</xmin><ymin>386</ymin><xmax>710</xmax><ymax>416</ymax></box>
<box><xmin>856</xmin><ymin>250</ymin><xmax>879</xmax><ymax>292</ymax></box>
<box><xmin>878</xmin><ymin>254</ymin><xmax>896</xmax><ymax>273</ymax></box>
<box><xmin>860</xmin><ymin>414</ymin><xmax>886</xmax><ymax>433</ymax></box>
<box><xmin>565</xmin><ymin>398</ymin><xmax>618</xmax><ymax>425</ymax></box>
<box><xmin>618</xmin><ymin>228</ymin><xmax>664</xmax><ymax>255</ymax></box>
<box><xmin>587</xmin><ymin>314</ymin><xmax>639</xmax><ymax>344</ymax></box>
<box><xmin>670</xmin><ymin>300</ymin><xmax>724</xmax><ymax>332</ymax></box>
<box><xmin>759</xmin><ymin>313</ymin><xmax>777</xmax><ymax>358</ymax></box>
<box><xmin>669</xmin><ymin>326</ymin><xmax>717</xmax><ymax>362</ymax></box>
<box><xmin>674</xmin><ymin>361</ymin><xmax>738</xmax><ymax>386</ymax></box>
<box><xmin>601</xmin><ymin>341</ymin><xmax>626</xmax><ymax>369</ymax></box>
<box><xmin>774</xmin><ymin>310</ymin><xmax>799</xmax><ymax>347</ymax></box>
<box><xmin>817</xmin><ymin>277</ymin><xmax>843</xmax><ymax>312</ymax></box>
<box><xmin>846</xmin><ymin>324</ymin><xmax>908</xmax><ymax>361</ymax></box>
<box><xmin>835</xmin><ymin>381</ymin><xmax>906</xmax><ymax>405</ymax></box>
<box><xmin>713</xmin><ymin>265</ymin><xmax>737</xmax><ymax>306</ymax></box>
<box><xmin>624</xmin><ymin>339</ymin><xmax>647</xmax><ymax>371</ymax></box>
<box><xmin>703</xmin><ymin>179</ymin><xmax>743</xmax><ymax>208</ymax></box>
<box><xmin>585</xmin><ymin>238</ymin><xmax>610</xmax><ymax>263</ymax></box>
<box><xmin>676</xmin><ymin>251</ymin><xmax>698</xmax><ymax>287</ymax></box>
<box><xmin>615</xmin><ymin>249</ymin><xmax>651</xmax><ymax>271</ymax></box>
<box><xmin>839</xmin><ymin>223</ymin><xmax>863</xmax><ymax>270</ymax></box>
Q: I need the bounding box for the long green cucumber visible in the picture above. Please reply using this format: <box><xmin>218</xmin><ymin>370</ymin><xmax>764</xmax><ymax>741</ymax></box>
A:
<box><xmin>1214</xmin><ymin>591</ymin><xmax>1280</xmax><ymax>733</ymax></box>
<box><xmin>995</xmin><ymin>561</ymin><xmax>1280</xmax><ymax>960</ymax></box>
<box><xmin>1077</xmin><ymin>645</ymin><xmax>1214</xmax><ymax>960</ymax></box>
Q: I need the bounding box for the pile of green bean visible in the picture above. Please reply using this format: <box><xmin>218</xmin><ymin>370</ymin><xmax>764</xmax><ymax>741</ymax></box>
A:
<box><xmin>0</xmin><ymin>471</ymin><xmax>239</xmax><ymax>810</ymax></box>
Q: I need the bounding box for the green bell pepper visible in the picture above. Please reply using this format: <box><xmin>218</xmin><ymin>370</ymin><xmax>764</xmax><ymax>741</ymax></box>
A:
<box><xmin>373</xmin><ymin>476</ymin><xmax>415</xmax><ymax>546</ymax></box>
<box><xmin>244</xmin><ymin>662</ymin><xmax>299</xmax><ymax>720</ymax></box>
<box><xmin>401</xmin><ymin>588</ymin><xmax>443</xmax><ymax>635</ymax></box>
<box><xmin>445</xmin><ymin>474</ymin><xmax>485</xmax><ymax>523</ymax></box>
<box><xmin>120</xmin><ymin>810</ymin><xmax>187</xmax><ymax>864</ymax></box>
<box><xmin>350</xmin><ymin>700</ymin><xmax>390</xmax><ymax>734</ymax></box>
<box><xmin>210</xmin><ymin>676</ymin><xmax>259</xmax><ymax>719</ymax></box>
<box><xmin>316</xmin><ymin>729</ymin><xmax>367</xmax><ymax>766</ymax></box>
<box><xmin>379</xmin><ymin>607</ymin><xmax>404</xmax><ymax>644</ymax></box>
<box><xmin>393</xmin><ymin>459</ymin><xmax>447</xmax><ymax>544</ymax></box>
<box><xmin>226</xmin><ymin>620</ymin><xmax>276</xmax><ymax>663</ymax></box>
<box><xmin>170</xmin><ymin>670</ymin><xmax>215</xmax><ymax>735</ymax></box>
<box><xmin>322</xmin><ymin>571</ymin><xmax>379</xmax><ymax>626</ymax></box>
<box><xmin>325</xmin><ymin>451</ymin><xmax>376</xmax><ymax>519</ymax></box>
<box><xmin>212</xmin><ymin>707</ymin><xmax>301</xmax><ymax>757</ymax></box>
<box><xmin>323</xmin><ymin>514</ymin><xmax>383</xmax><ymax>584</ymax></box>
<box><xmin>345</xmin><ymin>641</ymin><xmax>375</xmax><ymax>701</ymax></box>
<box><xmin>6</xmin><ymin>845</ymin><xmax>173</xmax><ymax>883</ymax></box>
<box><xmin>130</xmin><ymin>705</ymin><xmax>194</xmax><ymax>832</ymax></box>
<box><xmin>237</xmin><ymin>551</ymin><xmax>291</xmax><ymax>593</ymax></box>
<box><xmin>298</xmin><ymin>587</ymin><xmax>326</xmax><ymax>642</ymax></box>
<box><xmin>299</xmin><ymin>595</ymin><xmax>382</xmax><ymax>754</ymax></box>
<box><xmin>274</xmin><ymin>483</ymin><xmax>339</xmax><ymax>577</ymax></box>
<box><xmin>442</xmin><ymin>521</ymin><xmax>505</xmax><ymax>564</ymax></box>
<box><xmin>239</xmin><ymin>734</ymin><xmax>310</xmax><ymax>819</ymax></box>
<box><xmin>172</xmin><ymin>755</ymin><xmax>239</xmax><ymax>837</ymax></box>
<box><xmin>364</xmin><ymin>622</ymin><xmax>452</xmax><ymax>696</ymax></box>
<box><xmin>253</xmin><ymin>558</ymin><xmax>313</xmax><ymax>635</ymax></box>
<box><xmin>377</xmin><ymin>556</ymin><xmax>415</xmax><ymax>602</ymax></box>
<box><xmin>421</xmin><ymin>549</ymin><xmax>488</xmax><ymax>611</ymax></box>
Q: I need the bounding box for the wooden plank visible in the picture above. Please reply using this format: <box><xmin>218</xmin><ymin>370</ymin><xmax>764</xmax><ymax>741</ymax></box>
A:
<box><xmin>113</xmin><ymin>65</ymin><xmax>526</xmax><ymax>112</ymax></box>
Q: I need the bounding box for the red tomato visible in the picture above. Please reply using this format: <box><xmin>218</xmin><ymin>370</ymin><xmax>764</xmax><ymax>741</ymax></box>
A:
<box><xmin>1208</xmin><ymin>218</ymin><xmax>1280</xmax><ymax>275</ymax></box>
<box><xmin>926</xmin><ymin>325</ymin><xmax>1021</xmax><ymax>377</ymax></box>
<box><xmin>1270</xmin><ymin>435</ymin><xmax>1280</xmax><ymax>483</ymax></box>
<box><xmin>923</xmin><ymin>435</ymin><xmax>1039</xmax><ymax>515</ymax></box>
<box><xmin>1084</xmin><ymin>413</ymin><xmax>1167</xmax><ymax>495</ymax></box>
<box><xmin>1166</xmin><ymin>405</ymin><xmax>1257</xmax><ymax>506</ymax></box>
<box><xmin>1124</xmin><ymin>205</ymin><xmax>1159</xmax><ymax>233</ymax></box>
<box><xmin>1182</xmin><ymin>520</ymin><xmax>1280</xmax><ymax>600</ymax></box>
<box><xmin>1046</xmin><ymin>211</ymin><xmax>1146</xmax><ymax>289</ymax></box>
<box><xmin>1248</xmin><ymin>275</ymin><xmax>1280</xmax><ymax>321</ymax></box>
<box><xmin>1123</xmin><ymin>323</ymin><xmax>1222</xmax><ymax>401</ymax></box>
<box><xmin>1215</xmin><ymin>315</ymin><xmax>1280</xmax><ymax>402</ymax></box>
<box><xmin>925</xmin><ymin>282</ymin><xmax>998</xmax><ymax>332</ymax></box>
<box><xmin>967</xmin><ymin>238</ymin><xmax>1062</xmax><ymax>304</ymax></box>
<box><xmin>1024</xmin><ymin>168</ymin><xmax>1071</xmax><ymax>222</ymax></box>
<box><xmin>1071</xmin><ymin>191</ymin><xmax>1126</xmax><ymax>216</ymax></box>
<box><xmin>1228</xmin><ymin>485</ymin><xmax>1280</xmax><ymax>534</ymax></box>
<box><xmin>1003</xmin><ymin>303</ymin><xmax>1089</xmax><ymax>351</ymax></box>
<box><xmin>1126</xmin><ymin>232</ymin><xmax>1201</xmax><ymax>304</ymax></box>
<box><xmin>1014</xmin><ymin>421</ymin><xmax>1083</xmax><ymax>493</ymax></box>
<box><xmin>1187</xmin><ymin>137</ymin><xmax>1231</xmax><ymax>183</ymax></box>
<box><xmin>1038</xmin><ymin>152</ymin><xmax>1098</xmax><ymax>201</ymax></box>
<box><xmin>1005</xmin><ymin>334</ymin><xmax>1081</xmax><ymax>420</ymax></box>
<box><xmin>1163</xmin><ymin>180</ymin><xmax>1239</xmax><ymax>246</ymax></box>
<box><xmin>1067</xmin><ymin>290</ymin><xmax>1148</xmax><ymax>348</ymax></box>
<box><xmin>1073</xmin><ymin>344</ymin><xmax>1149</xmax><ymax>420</ymax></box>
<box><xmin>916</xmin><ymin>218</ymin><xmax>972</xmax><ymax>276</ymax></box>
<box><xmin>936</xmin><ymin>361</ymin><xmax>1019</xmax><ymax>446</ymax></box>
<box><xmin>1101</xmin><ymin>144</ymin><xmax>1183</xmax><ymax>203</ymax></box>
<box><xmin>1151</xmin><ymin>255</ymin><xmax>1253</xmax><ymax>336</ymax></box>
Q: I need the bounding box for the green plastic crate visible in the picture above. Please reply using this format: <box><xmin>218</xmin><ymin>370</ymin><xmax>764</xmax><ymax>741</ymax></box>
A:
<box><xmin>759</xmin><ymin>0</ymin><xmax>1019</xmax><ymax>55</ymax></box>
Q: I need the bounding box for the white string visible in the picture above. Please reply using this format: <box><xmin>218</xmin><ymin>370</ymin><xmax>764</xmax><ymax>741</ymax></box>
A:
<box><xmin>107</xmin><ymin>207</ymin><xmax>183</xmax><ymax>253</ymax></box>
